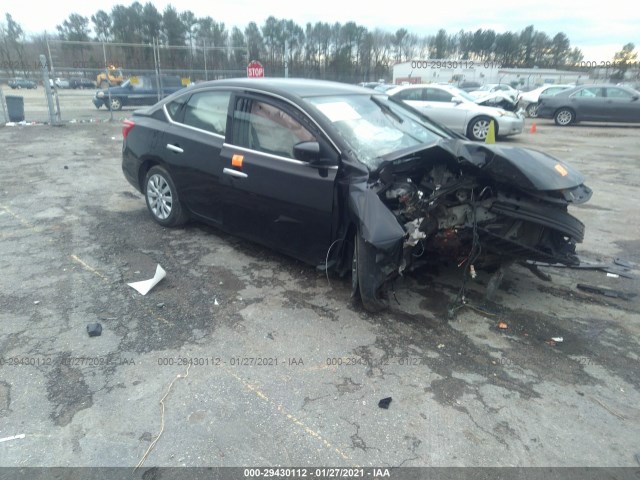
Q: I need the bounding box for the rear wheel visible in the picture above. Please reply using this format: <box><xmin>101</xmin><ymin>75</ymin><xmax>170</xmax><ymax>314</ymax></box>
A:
<box><xmin>526</xmin><ymin>103</ymin><xmax>539</xmax><ymax>118</ymax></box>
<box><xmin>352</xmin><ymin>231</ymin><xmax>389</xmax><ymax>313</ymax></box>
<box><xmin>144</xmin><ymin>166</ymin><xmax>188</xmax><ymax>227</ymax></box>
<box><xmin>554</xmin><ymin>108</ymin><xmax>575</xmax><ymax>126</ymax></box>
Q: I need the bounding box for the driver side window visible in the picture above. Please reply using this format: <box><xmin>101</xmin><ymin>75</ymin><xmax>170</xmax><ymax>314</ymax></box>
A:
<box><xmin>233</xmin><ymin>99</ymin><xmax>316</xmax><ymax>159</ymax></box>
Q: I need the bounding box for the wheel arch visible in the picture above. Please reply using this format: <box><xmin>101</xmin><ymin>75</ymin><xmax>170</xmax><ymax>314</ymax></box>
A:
<box><xmin>137</xmin><ymin>155</ymin><xmax>167</xmax><ymax>192</ymax></box>
<box><xmin>554</xmin><ymin>106</ymin><xmax>577</xmax><ymax>123</ymax></box>
<box><xmin>467</xmin><ymin>114</ymin><xmax>499</xmax><ymax>138</ymax></box>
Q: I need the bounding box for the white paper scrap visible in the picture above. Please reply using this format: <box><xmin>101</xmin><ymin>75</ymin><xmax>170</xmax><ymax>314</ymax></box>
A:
<box><xmin>0</xmin><ymin>434</ymin><xmax>25</xmax><ymax>443</ymax></box>
<box><xmin>128</xmin><ymin>264</ymin><xmax>166</xmax><ymax>295</ymax></box>
<box><xmin>551</xmin><ymin>337</ymin><xmax>564</xmax><ymax>343</ymax></box>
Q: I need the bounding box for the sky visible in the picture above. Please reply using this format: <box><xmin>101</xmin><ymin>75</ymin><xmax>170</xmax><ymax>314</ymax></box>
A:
<box><xmin>2</xmin><ymin>0</ymin><xmax>638</xmax><ymax>62</ymax></box>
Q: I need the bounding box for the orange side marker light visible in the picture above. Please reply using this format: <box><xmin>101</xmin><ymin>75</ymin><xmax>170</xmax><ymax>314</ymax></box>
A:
<box><xmin>554</xmin><ymin>164</ymin><xmax>568</xmax><ymax>177</ymax></box>
<box><xmin>232</xmin><ymin>154</ymin><xmax>244</xmax><ymax>168</ymax></box>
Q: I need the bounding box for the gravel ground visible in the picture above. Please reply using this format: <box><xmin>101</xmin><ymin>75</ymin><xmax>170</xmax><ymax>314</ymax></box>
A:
<box><xmin>0</xmin><ymin>109</ymin><xmax>639</xmax><ymax>471</ymax></box>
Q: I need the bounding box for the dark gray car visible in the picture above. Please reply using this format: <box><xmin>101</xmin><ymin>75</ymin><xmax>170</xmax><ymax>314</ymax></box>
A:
<box><xmin>537</xmin><ymin>84</ymin><xmax>640</xmax><ymax>125</ymax></box>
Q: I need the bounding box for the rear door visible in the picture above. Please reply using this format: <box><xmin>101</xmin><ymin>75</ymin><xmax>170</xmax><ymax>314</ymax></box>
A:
<box><xmin>161</xmin><ymin>89</ymin><xmax>232</xmax><ymax>225</ymax></box>
<box><xmin>219</xmin><ymin>93</ymin><xmax>339</xmax><ymax>265</ymax></box>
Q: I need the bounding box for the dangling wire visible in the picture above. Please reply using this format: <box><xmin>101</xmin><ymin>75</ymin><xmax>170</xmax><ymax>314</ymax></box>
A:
<box><xmin>324</xmin><ymin>238</ymin><xmax>344</xmax><ymax>286</ymax></box>
<box><xmin>448</xmin><ymin>188</ymin><xmax>482</xmax><ymax>318</ymax></box>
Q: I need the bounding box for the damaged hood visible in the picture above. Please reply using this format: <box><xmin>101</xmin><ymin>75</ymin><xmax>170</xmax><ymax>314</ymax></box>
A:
<box><xmin>375</xmin><ymin>139</ymin><xmax>589</xmax><ymax>194</ymax></box>
<box><xmin>473</xmin><ymin>91</ymin><xmax>517</xmax><ymax>106</ymax></box>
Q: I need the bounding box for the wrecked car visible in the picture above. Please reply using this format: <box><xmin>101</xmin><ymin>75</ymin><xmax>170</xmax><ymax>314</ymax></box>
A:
<box><xmin>386</xmin><ymin>84</ymin><xmax>524</xmax><ymax>141</ymax></box>
<box><xmin>122</xmin><ymin>78</ymin><xmax>591</xmax><ymax>312</ymax></box>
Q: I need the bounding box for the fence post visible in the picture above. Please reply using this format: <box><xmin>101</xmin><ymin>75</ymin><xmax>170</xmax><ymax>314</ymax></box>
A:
<box><xmin>0</xmin><ymin>88</ymin><xmax>8</xmax><ymax>126</ymax></box>
<box><xmin>102</xmin><ymin>42</ymin><xmax>113</xmax><ymax>122</ymax></box>
<box><xmin>203</xmin><ymin>40</ymin><xmax>208</xmax><ymax>81</ymax></box>
<box><xmin>40</xmin><ymin>55</ymin><xmax>58</xmax><ymax>125</ymax></box>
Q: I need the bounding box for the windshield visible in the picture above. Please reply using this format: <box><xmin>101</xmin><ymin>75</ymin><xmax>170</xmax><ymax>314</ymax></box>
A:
<box><xmin>447</xmin><ymin>87</ymin><xmax>476</xmax><ymax>102</ymax></box>
<box><xmin>307</xmin><ymin>94</ymin><xmax>448</xmax><ymax>169</ymax></box>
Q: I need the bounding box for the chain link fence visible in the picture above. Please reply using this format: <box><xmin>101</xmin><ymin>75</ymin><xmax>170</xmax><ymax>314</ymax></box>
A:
<box><xmin>0</xmin><ymin>39</ymin><xmax>248</xmax><ymax>124</ymax></box>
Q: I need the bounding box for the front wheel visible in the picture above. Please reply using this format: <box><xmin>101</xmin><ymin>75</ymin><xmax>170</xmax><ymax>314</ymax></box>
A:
<box><xmin>108</xmin><ymin>97</ymin><xmax>122</xmax><ymax>111</ymax></box>
<box><xmin>144</xmin><ymin>166</ymin><xmax>188</xmax><ymax>227</ymax></box>
<box><xmin>352</xmin><ymin>232</ymin><xmax>389</xmax><ymax>313</ymax></box>
<box><xmin>554</xmin><ymin>108</ymin><xmax>575</xmax><ymax>126</ymax></box>
<box><xmin>467</xmin><ymin>116</ymin><xmax>496</xmax><ymax>141</ymax></box>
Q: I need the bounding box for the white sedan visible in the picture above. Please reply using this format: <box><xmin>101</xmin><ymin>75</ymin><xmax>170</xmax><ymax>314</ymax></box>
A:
<box><xmin>387</xmin><ymin>84</ymin><xmax>524</xmax><ymax>141</ymax></box>
<box><xmin>517</xmin><ymin>84</ymin><xmax>573</xmax><ymax>117</ymax></box>
<box><xmin>469</xmin><ymin>83</ymin><xmax>520</xmax><ymax>102</ymax></box>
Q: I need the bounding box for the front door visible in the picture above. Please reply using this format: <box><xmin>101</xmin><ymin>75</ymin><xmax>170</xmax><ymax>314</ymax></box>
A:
<box><xmin>220</xmin><ymin>94</ymin><xmax>339</xmax><ymax>265</ymax></box>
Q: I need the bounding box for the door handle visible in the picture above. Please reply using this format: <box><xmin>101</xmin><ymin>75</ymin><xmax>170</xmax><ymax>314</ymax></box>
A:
<box><xmin>223</xmin><ymin>167</ymin><xmax>248</xmax><ymax>179</ymax></box>
<box><xmin>166</xmin><ymin>144</ymin><xmax>184</xmax><ymax>153</ymax></box>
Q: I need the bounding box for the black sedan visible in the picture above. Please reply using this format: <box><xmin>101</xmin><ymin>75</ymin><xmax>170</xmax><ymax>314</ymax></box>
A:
<box><xmin>537</xmin><ymin>84</ymin><xmax>640</xmax><ymax>125</ymax></box>
<box><xmin>8</xmin><ymin>78</ymin><xmax>37</xmax><ymax>89</ymax></box>
<box><xmin>70</xmin><ymin>77</ymin><xmax>95</xmax><ymax>89</ymax></box>
<box><xmin>122</xmin><ymin>78</ymin><xmax>591</xmax><ymax>312</ymax></box>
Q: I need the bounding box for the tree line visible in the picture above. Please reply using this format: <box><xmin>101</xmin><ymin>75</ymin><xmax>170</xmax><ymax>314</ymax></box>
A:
<box><xmin>0</xmin><ymin>6</ymin><xmax>637</xmax><ymax>83</ymax></box>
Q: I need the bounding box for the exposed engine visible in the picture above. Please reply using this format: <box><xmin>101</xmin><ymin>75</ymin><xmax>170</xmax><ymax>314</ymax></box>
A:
<box><xmin>378</xmin><ymin>161</ymin><xmax>583</xmax><ymax>274</ymax></box>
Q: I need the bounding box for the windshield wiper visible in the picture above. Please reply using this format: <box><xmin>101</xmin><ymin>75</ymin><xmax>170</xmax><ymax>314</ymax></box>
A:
<box><xmin>371</xmin><ymin>95</ymin><xmax>403</xmax><ymax>124</ymax></box>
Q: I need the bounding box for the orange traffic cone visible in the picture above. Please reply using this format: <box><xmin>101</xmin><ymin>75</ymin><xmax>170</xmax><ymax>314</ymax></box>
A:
<box><xmin>529</xmin><ymin>122</ymin><xmax>537</xmax><ymax>134</ymax></box>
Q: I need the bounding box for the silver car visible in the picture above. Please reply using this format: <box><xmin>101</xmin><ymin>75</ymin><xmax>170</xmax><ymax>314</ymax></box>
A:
<box><xmin>387</xmin><ymin>84</ymin><xmax>524</xmax><ymax>141</ymax></box>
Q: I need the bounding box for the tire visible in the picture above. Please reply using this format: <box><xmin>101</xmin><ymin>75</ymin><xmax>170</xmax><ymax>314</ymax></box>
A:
<box><xmin>526</xmin><ymin>103</ymin><xmax>539</xmax><ymax>118</ymax></box>
<box><xmin>554</xmin><ymin>108</ymin><xmax>575</xmax><ymax>126</ymax></box>
<box><xmin>467</xmin><ymin>116</ymin><xmax>496</xmax><ymax>141</ymax></box>
<box><xmin>352</xmin><ymin>231</ymin><xmax>388</xmax><ymax>313</ymax></box>
<box><xmin>144</xmin><ymin>166</ymin><xmax>188</xmax><ymax>227</ymax></box>
<box><xmin>108</xmin><ymin>97</ymin><xmax>122</xmax><ymax>111</ymax></box>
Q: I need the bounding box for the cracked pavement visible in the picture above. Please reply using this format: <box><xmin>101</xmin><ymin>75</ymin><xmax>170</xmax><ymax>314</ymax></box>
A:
<box><xmin>0</xmin><ymin>120</ymin><xmax>639</xmax><ymax>467</ymax></box>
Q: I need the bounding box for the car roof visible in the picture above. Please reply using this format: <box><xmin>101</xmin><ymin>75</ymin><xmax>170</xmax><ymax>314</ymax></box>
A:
<box><xmin>388</xmin><ymin>83</ymin><xmax>460</xmax><ymax>92</ymax></box>
<box><xmin>556</xmin><ymin>84</ymin><xmax>638</xmax><ymax>95</ymax></box>
<box><xmin>187</xmin><ymin>78</ymin><xmax>371</xmax><ymax>99</ymax></box>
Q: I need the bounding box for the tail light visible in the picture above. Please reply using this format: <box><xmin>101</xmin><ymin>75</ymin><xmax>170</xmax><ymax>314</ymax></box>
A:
<box><xmin>122</xmin><ymin>119</ymin><xmax>135</xmax><ymax>139</ymax></box>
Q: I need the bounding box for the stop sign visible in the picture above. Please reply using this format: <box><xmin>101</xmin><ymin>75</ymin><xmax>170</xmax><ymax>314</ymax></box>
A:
<box><xmin>247</xmin><ymin>60</ymin><xmax>264</xmax><ymax>78</ymax></box>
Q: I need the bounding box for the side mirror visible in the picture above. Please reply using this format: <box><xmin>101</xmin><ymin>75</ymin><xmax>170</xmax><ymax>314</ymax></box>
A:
<box><xmin>452</xmin><ymin>97</ymin><xmax>463</xmax><ymax>105</ymax></box>
<box><xmin>632</xmin><ymin>95</ymin><xmax>639</xmax><ymax>101</ymax></box>
<box><xmin>293</xmin><ymin>141</ymin><xmax>321</xmax><ymax>162</ymax></box>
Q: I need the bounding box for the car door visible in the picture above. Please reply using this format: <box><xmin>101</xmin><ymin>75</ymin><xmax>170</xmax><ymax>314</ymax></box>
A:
<box><xmin>129</xmin><ymin>77</ymin><xmax>158</xmax><ymax>106</ymax></box>
<box><xmin>569</xmin><ymin>87</ymin><xmax>605</xmax><ymax>120</ymax></box>
<box><xmin>161</xmin><ymin>89</ymin><xmax>232</xmax><ymax>225</ymax></box>
<box><xmin>603</xmin><ymin>87</ymin><xmax>640</xmax><ymax>122</ymax></box>
<box><xmin>219</xmin><ymin>93</ymin><xmax>339</xmax><ymax>265</ymax></box>
<box><xmin>422</xmin><ymin>87</ymin><xmax>468</xmax><ymax>132</ymax></box>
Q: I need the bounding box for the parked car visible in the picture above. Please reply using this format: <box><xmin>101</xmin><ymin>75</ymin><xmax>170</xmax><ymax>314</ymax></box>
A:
<box><xmin>517</xmin><ymin>84</ymin><xmax>573</xmax><ymax>117</ymax></box>
<box><xmin>387</xmin><ymin>84</ymin><xmax>524</xmax><ymax>141</ymax></box>
<box><xmin>54</xmin><ymin>77</ymin><xmax>70</xmax><ymax>89</ymax></box>
<box><xmin>121</xmin><ymin>78</ymin><xmax>591</xmax><ymax>312</ymax></box>
<box><xmin>8</xmin><ymin>78</ymin><xmax>37</xmax><ymax>89</ymax></box>
<box><xmin>469</xmin><ymin>84</ymin><xmax>520</xmax><ymax>102</ymax></box>
<box><xmin>93</xmin><ymin>75</ymin><xmax>188</xmax><ymax>110</ymax></box>
<box><xmin>373</xmin><ymin>84</ymin><xmax>397</xmax><ymax>93</ymax></box>
<box><xmin>357</xmin><ymin>82</ymin><xmax>382</xmax><ymax>89</ymax></box>
<box><xmin>457</xmin><ymin>81</ymin><xmax>482</xmax><ymax>92</ymax></box>
<box><xmin>537</xmin><ymin>84</ymin><xmax>640</xmax><ymax>125</ymax></box>
<box><xmin>69</xmin><ymin>77</ymin><xmax>96</xmax><ymax>89</ymax></box>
